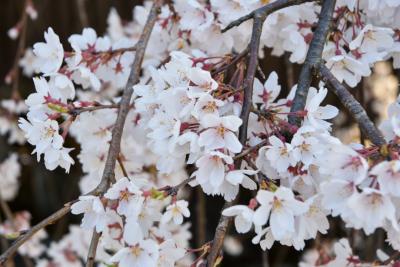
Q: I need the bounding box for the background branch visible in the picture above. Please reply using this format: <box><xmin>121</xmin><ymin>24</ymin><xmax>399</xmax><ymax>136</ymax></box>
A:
<box><xmin>319</xmin><ymin>64</ymin><xmax>386</xmax><ymax>146</ymax></box>
<box><xmin>85</xmin><ymin>231</ymin><xmax>101</xmax><ymax>267</ymax></box>
<box><xmin>222</xmin><ymin>0</ymin><xmax>316</xmax><ymax>33</ymax></box>
<box><xmin>10</xmin><ymin>0</ymin><xmax>29</xmax><ymax>100</ymax></box>
<box><xmin>289</xmin><ymin>0</ymin><xmax>336</xmax><ymax>125</ymax></box>
<box><xmin>0</xmin><ymin>203</ymin><xmax>73</xmax><ymax>265</ymax></box>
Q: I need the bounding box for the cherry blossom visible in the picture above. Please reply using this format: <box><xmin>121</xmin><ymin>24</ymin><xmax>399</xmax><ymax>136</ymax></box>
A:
<box><xmin>32</xmin><ymin>27</ymin><xmax>64</xmax><ymax>74</ymax></box>
<box><xmin>110</xmin><ymin>239</ymin><xmax>159</xmax><ymax>267</ymax></box>
<box><xmin>161</xmin><ymin>200</ymin><xmax>190</xmax><ymax>225</ymax></box>
<box><xmin>264</xmin><ymin>136</ymin><xmax>297</xmax><ymax>173</ymax></box>
<box><xmin>253</xmin><ymin>187</ymin><xmax>308</xmax><ymax>240</ymax></box>
<box><xmin>222</xmin><ymin>205</ymin><xmax>255</xmax><ymax>234</ymax></box>
<box><xmin>198</xmin><ymin>114</ymin><xmax>242</xmax><ymax>153</ymax></box>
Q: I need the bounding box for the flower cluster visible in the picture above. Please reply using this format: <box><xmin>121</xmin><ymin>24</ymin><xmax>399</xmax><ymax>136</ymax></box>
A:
<box><xmin>70</xmin><ymin>177</ymin><xmax>190</xmax><ymax>267</ymax></box>
<box><xmin>133</xmin><ymin>51</ymin><xmax>255</xmax><ymax>201</ymax></box>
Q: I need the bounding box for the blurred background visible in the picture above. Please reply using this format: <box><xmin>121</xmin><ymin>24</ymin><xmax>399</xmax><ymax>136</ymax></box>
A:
<box><xmin>0</xmin><ymin>0</ymin><xmax>399</xmax><ymax>266</ymax></box>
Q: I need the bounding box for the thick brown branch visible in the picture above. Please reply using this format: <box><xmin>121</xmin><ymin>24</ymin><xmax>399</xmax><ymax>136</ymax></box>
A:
<box><xmin>84</xmin><ymin>1</ymin><xmax>163</xmax><ymax>264</ymax></box>
<box><xmin>0</xmin><ymin>203</ymin><xmax>73</xmax><ymax>264</ymax></box>
<box><xmin>207</xmin><ymin>13</ymin><xmax>265</xmax><ymax>267</ymax></box>
<box><xmin>238</xmin><ymin>15</ymin><xmax>265</xmax><ymax>144</ymax></box>
<box><xmin>222</xmin><ymin>0</ymin><xmax>316</xmax><ymax>33</ymax></box>
<box><xmin>91</xmin><ymin>0</ymin><xmax>162</xmax><ymax>196</ymax></box>
<box><xmin>289</xmin><ymin>0</ymin><xmax>336</xmax><ymax>126</ymax></box>
<box><xmin>318</xmin><ymin>64</ymin><xmax>386</xmax><ymax>146</ymax></box>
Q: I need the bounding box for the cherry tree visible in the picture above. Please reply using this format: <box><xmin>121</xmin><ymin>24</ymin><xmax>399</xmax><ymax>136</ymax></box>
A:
<box><xmin>0</xmin><ymin>0</ymin><xmax>400</xmax><ymax>266</ymax></box>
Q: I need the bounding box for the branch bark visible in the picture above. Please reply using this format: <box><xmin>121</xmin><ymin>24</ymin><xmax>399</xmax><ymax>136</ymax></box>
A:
<box><xmin>84</xmin><ymin>1</ymin><xmax>163</xmax><ymax>264</ymax></box>
<box><xmin>207</xmin><ymin>13</ymin><xmax>265</xmax><ymax>267</ymax></box>
<box><xmin>318</xmin><ymin>64</ymin><xmax>386</xmax><ymax>146</ymax></box>
<box><xmin>0</xmin><ymin>202</ymin><xmax>73</xmax><ymax>265</ymax></box>
<box><xmin>0</xmin><ymin>1</ymin><xmax>162</xmax><ymax>264</ymax></box>
<box><xmin>222</xmin><ymin>0</ymin><xmax>316</xmax><ymax>33</ymax></box>
<box><xmin>289</xmin><ymin>0</ymin><xmax>337</xmax><ymax>126</ymax></box>
<box><xmin>85</xmin><ymin>231</ymin><xmax>101</xmax><ymax>267</ymax></box>
<box><xmin>207</xmin><ymin>1</ymin><xmax>320</xmax><ymax>265</ymax></box>
<box><xmin>91</xmin><ymin>0</ymin><xmax>162</xmax><ymax>195</ymax></box>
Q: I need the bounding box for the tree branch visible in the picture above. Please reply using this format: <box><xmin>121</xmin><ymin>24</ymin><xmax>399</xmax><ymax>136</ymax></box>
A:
<box><xmin>91</xmin><ymin>0</ymin><xmax>162</xmax><ymax>196</ymax></box>
<box><xmin>10</xmin><ymin>0</ymin><xmax>29</xmax><ymax>100</ymax></box>
<box><xmin>0</xmin><ymin>202</ymin><xmax>73</xmax><ymax>264</ymax></box>
<box><xmin>233</xmin><ymin>139</ymin><xmax>269</xmax><ymax>160</ymax></box>
<box><xmin>211</xmin><ymin>48</ymin><xmax>249</xmax><ymax>76</ymax></box>
<box><xmin>0</xmin><ymin>2</ymin><xmax>162</xmax><ymax>264</ymax></box>
<box><xmin>222</xmin><ymin>0</ymin><xmax>316</xmax><ymax>33</ymax></box>
<box><xmin>84</xmin><ymin>1</ymin><xmax>163</xmax><ymax>264</ymax></box>
<box><xmin>70</xmin><ymin>104</ymin><xmax>119</xmax><ymax>116</ymax></box>
<box><xmin>289</xmin><ymin>0</ymin><xmax>337</xmax><ymax>126</ymax></box>
<box><xmin>207</xmin><ymin>13</ymin><xmax>265</xmax><ymax>267</ymax></box>
<box><xmin>85</xmin><ymin>231</ymin><xmax>101</xmax><ymax>267</ymax></box>
<box><xmin>318</xmin><ymin>64</ymin><xmax>386</xmax><ymax>146</ymax></box>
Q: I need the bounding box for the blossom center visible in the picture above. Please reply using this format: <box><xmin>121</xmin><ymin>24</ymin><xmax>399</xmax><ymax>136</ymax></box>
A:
<box><xmin>44</xmin><ymin>126</ymin><xmax>56</xmax><ymax>138</ymax></box>
<box><xmin>300</xmin><ymin>142</ymin><xmax>310</xmax><ymax>152</ymax></box>
<box><xmin>367</xmin><ymin>193</ymin><xmax>383</xmax><ymax>207</ymax></box>
<box><xmin>203</xmin><ymin>101</ymin><xmax>217</xmax><ymax>112</ymax></box>
<box><xmin>272</xmin><ymin>197</ymin><xmax>283</xmax><ymax>210</ymax></box>
<box><xmin>131</xmin><ymin>245</ymin><xmax>142</xmax><ymax>257</ymax></box>
<box><xmin>119</xmin><ymin>189</ymin><xmax>132</xmax><ymax>202</ymax></box>
<box><xmin>216</xmin><ymin>126</ymin><xmax>226</xmax><ymax>137</ymax></box>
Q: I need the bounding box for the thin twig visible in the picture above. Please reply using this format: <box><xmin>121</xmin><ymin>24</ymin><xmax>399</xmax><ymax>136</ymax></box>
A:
<box><xmin>85</xmin><ymin>231</ymin><xmax>101</xmax><ymax>267</ymax></box>
<box><xmin>233</xmin><ymin>139</ymin><xmax>269</xmax><ymax>160</ymax></box>
<box><xmin>211</xmin><ymin>48</ymin><xmax>249</xmax><ymax>76</ymax></box>
<box><xmin>70</xmin><ymin>104</ymin><xmax>119</xmax><ymax>116</ymax></box>
<box><xmin>318</xmin><ymin>64</ymin><xmax>386</xmax><ymax>146</ymax></box>
<box><xmin>222</xmin><ymin>0</ymin><xmax>316</xmax><ymax>33</ymax></box>
<box><xmin>10</xmin><ymin>0</ymin><xmax>29</xmax><ymax>100</ymax></box>
<box><xmin>161</xmin><ymin>177</ymin><xmax>195</xmax><ymax>196</ymax></box>
<box><xmin>382</xmin><ymin>251</ymin><xmax>400</xmax><ymax>265</ymax></box>
<box><xmin>0</xmin><ymin>199</ymin><xmax>14</xmax><ymax>226</ymax></box>
<box><xmin>0</xmin><ymin>203</ymin><xmax>73</xmax><ymax>264</ymax></box>
<box><xmin>108</xmin><ymin>46</ymin><xmax>137</xmax><ymax>55</ymax></box>
<box><xmin>117</xmin><ymin>154</ymin><xmax>129</xmax><ymax>178</ymax></box>
<box><xmin>289</xmin><ymin>0</ymin><xmax>337</xmax><ymax>126</ymax></box>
